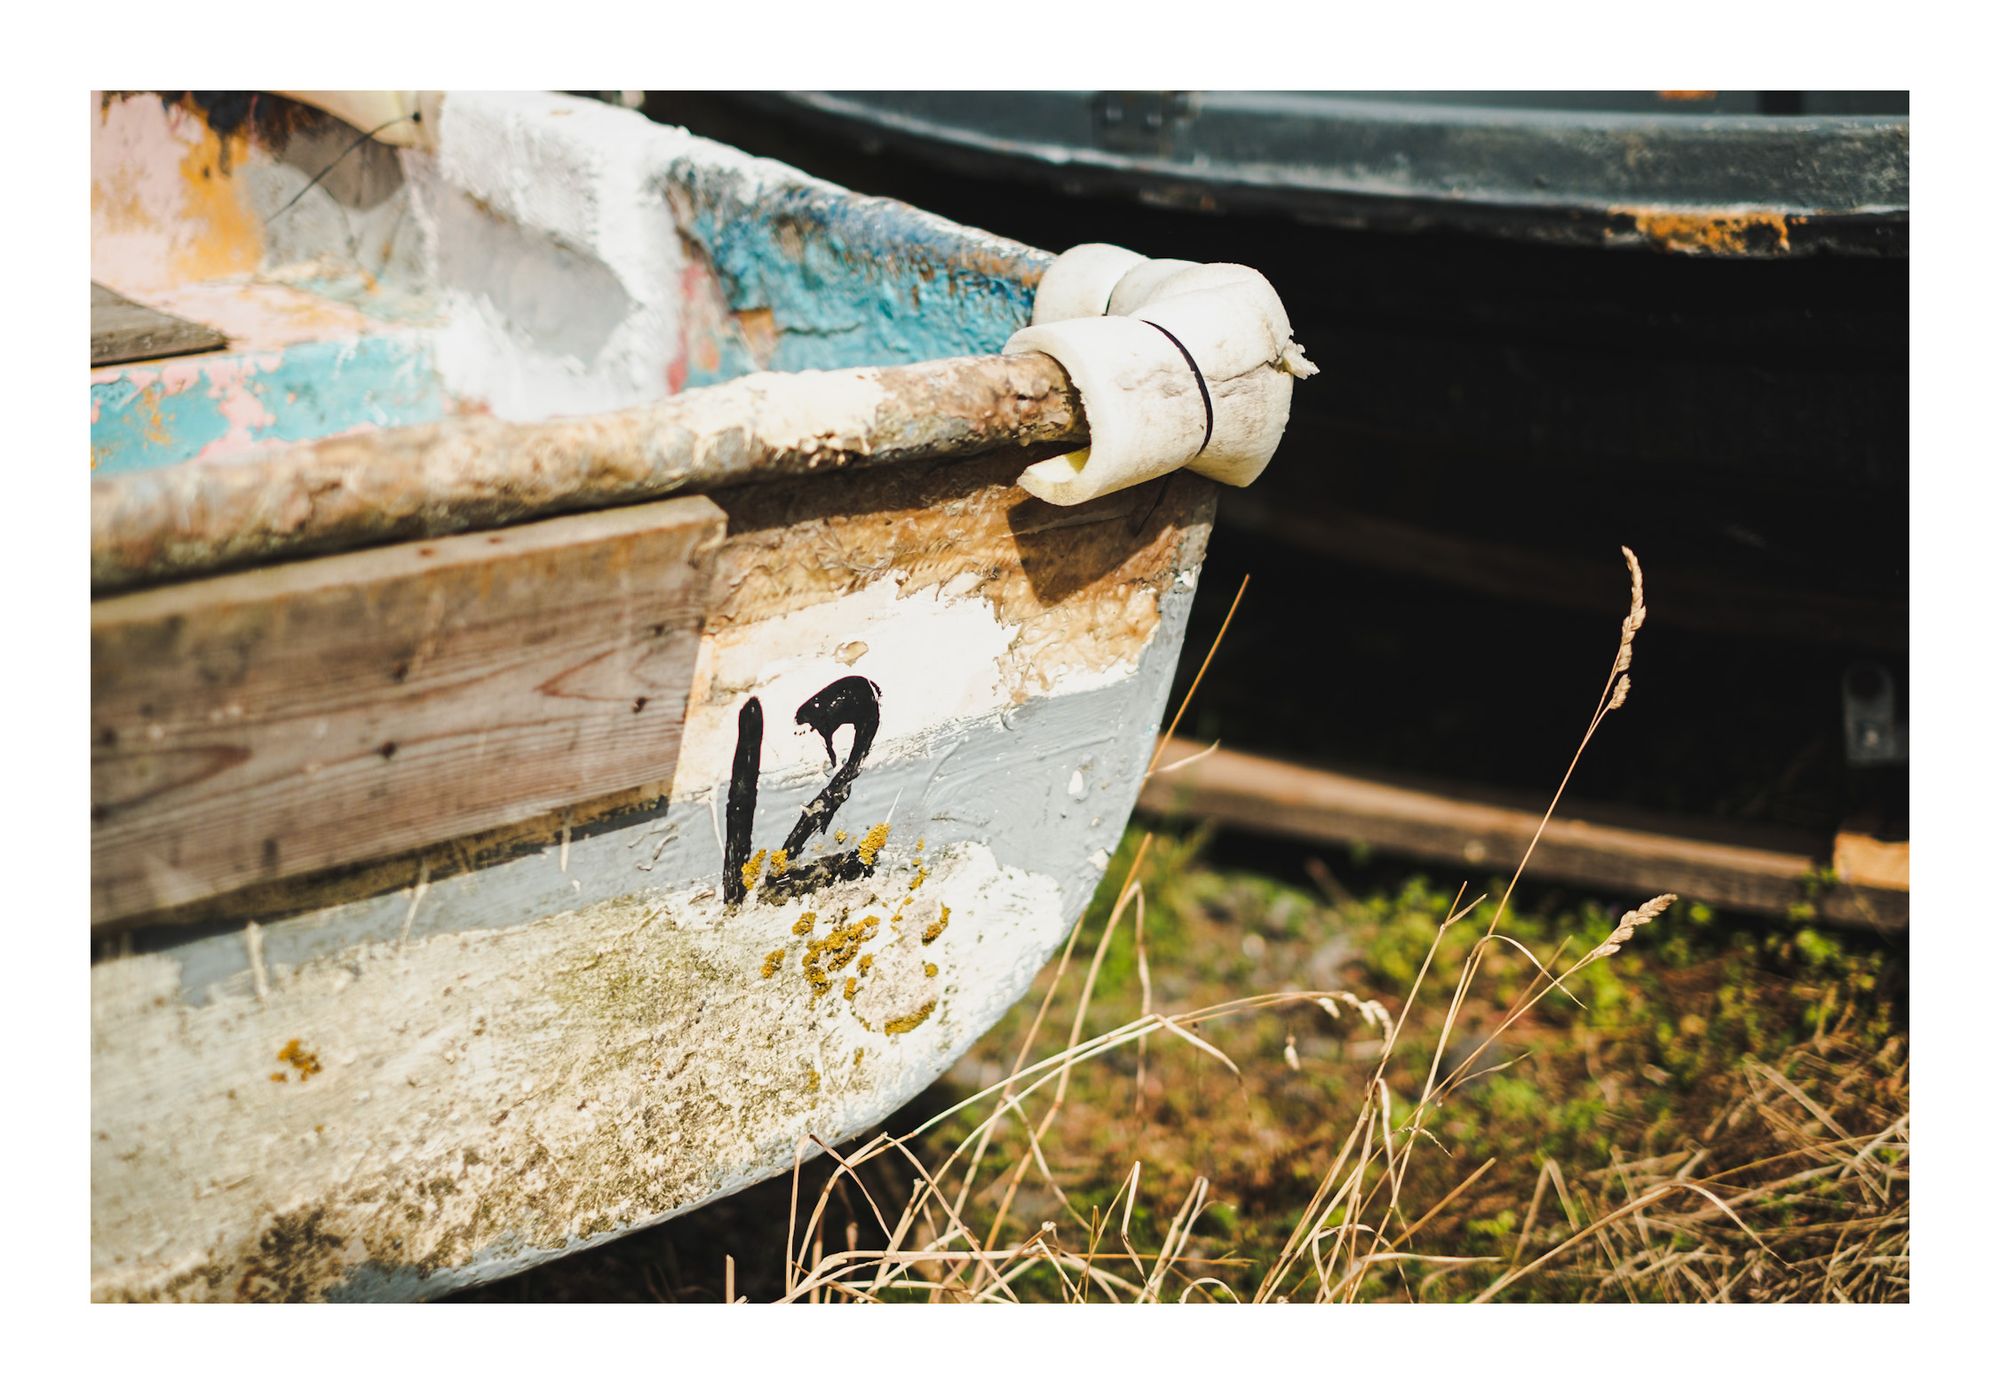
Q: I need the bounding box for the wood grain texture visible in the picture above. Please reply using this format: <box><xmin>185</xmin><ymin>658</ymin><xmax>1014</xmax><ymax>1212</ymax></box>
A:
<box><xmin>91</xmin><ymin>497</ymin><xmax>725</xmax><ymax>925</ymax></box>
<box><xmin>90</xmin><ymin>282</ymin><xmax>227</xmax><ymax>367</ymax></box>
<box><xmin>1141</xmin><ymin>737</ymin><xmax>1908</xmax><ymax>931</ymax></box>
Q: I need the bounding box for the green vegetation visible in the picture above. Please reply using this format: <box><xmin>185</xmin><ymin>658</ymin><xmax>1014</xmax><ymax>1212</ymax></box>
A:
<box><xmin>878</xmin><ymin>825</ymin><xmax>1906</xmax><ymax>1302</ymax></box>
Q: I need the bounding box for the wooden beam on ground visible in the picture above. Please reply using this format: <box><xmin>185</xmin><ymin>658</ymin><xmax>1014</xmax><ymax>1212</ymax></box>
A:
<box><xmin>1139</xmin><ymin>738</ymin><xmax>1907</xmax><ymax>932</ymax></box>
<box><xmin>91</xmin><ymin>497</ymin><xmax>724</xmax><ymax>926</ymax></box>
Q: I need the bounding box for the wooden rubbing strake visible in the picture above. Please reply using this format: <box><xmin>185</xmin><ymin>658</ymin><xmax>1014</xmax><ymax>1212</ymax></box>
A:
<box><xmin>91</xmin><ymin>497</ymin><xmax>726</xmax><ymax>926</ymax></box>
<box><xmin>91</xmin><ymin>352</ymin><xmax>1086</xmax><ymax>593</ymax></box>
<box><xmin>90</xmin><ymin>282</ymin><xmax>227</xmax><ymax>367</ymax></box>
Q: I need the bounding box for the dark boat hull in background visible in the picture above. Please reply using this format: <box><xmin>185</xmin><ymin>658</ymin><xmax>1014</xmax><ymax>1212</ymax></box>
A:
<box><xmin>707</xmin><ymin>91</ymin><xmax>1908</xmax><ymax>257</ymax></box>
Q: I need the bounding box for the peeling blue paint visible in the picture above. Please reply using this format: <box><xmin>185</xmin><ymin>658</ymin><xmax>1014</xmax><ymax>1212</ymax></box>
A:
<box><xmin>91</xmin><ymin>335</ymin><xmax>445</xmax><ymax>476</ymax></box>
<box><xmin>89</xmin><ymin>370</ymin><xmax>238</xmax><ymax>477</ymax></box>
<box><xmin>674</xmin><ymin>172</ymin><xmax>1051</xmax><ymax>388</ymax></box>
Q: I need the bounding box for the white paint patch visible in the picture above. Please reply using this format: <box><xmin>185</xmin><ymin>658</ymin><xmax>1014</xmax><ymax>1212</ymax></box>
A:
<box><xmin>654</xmin><ymin>365</ymin><xmax>892</xmax><ymax>457</ymax></box>
<box><xmin>674</xmin><ymin>576</ymin><xmax>1019</xmax><ymax>800</ymax></box>
<box><xmin>676</xmin><ymin>555</ymin><xmax>1161</xmax><ymax>807</ymax></box>
<box><xmin>408</xmin><ymin>91</ymin><xmax>693</xmax><ymax>420</ymax></box>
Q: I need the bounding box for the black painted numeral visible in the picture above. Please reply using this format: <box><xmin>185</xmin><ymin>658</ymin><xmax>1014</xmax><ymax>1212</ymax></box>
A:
<box><xmin>722</xmin><ymin>697</ymin><xmax>764</xmax><ymax>907</ymax></box>
<box><xmin>722</xmin><ymin>676</ymin><xmax>883</xmax><ymax>905</ymax></box>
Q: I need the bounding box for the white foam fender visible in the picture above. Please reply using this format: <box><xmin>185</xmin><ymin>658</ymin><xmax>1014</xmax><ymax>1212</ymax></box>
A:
<box><xmin>1101</xmin><ymin>258</ymin><xmax>1202</xmax><ymax>316</ymax></box>
<box><xmin>1007</xmin><ymin>244</ymin><xmax>1317</xmax><ymax>505</ymax></box>
<box><xmin>1006</xmin><ymin>315</ymin><xmax>1210</xmax><ymax>506</ymax></box>
<box><xmin>1028</xmin><ymin>243</ymin><xmax>1150</xmax><ymax>324</ymax></box>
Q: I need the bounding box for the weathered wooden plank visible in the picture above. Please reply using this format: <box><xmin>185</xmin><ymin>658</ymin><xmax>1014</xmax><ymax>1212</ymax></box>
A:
<box><xmin>91</xmin><ymin>497</ymin><xmax>726</xmax><ymax>926</ymax></box>
<box><xmin>1833</xmin><ymin>826</ymin><xmax>1909</xmax><ymax>892</ymax></box>
<box><xmin>1140</xmin><ymin>738</ymin><xmax>1908</xmax><ymax>931</ymax></box>
<box><xmin>90</xmin><ymin>281</ymin><xmax>227</xmax><ymax>367</ymax></box>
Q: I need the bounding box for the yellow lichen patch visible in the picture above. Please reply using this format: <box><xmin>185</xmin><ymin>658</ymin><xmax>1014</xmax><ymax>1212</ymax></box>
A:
<box><xmin>276</xmin><ymin>1038</ymin><xmax>323</xmax><ymax>1081</ymax></box>
<box><xmin>843</xmin><ymin>977</ymin><xmax>858</xmax><ymax>1001</ymax></box>
<box><xmin>857</xmin><ymin>824</ymin><xmax>891</xmax><ymax>867</ymax></box>
<box><xmin>834</xmin><ymin>829</ymin><xmax>847</xmax><ymax>844</ymax></box>
<box><xmin>923</xmin><ymin>962</ymin><xmax>938</xmax><ymax>978</ymax></box>
<box><xmin>800</xmin><ymin>912</ymin><xmax>880</xmax><ymax>998</ymax></box>
<box><xmin>760</xmin><ymin>948</ymin><xmax>786</xmax><ymax>979</ymax></box>
<box><xmin>790</xmin><ymin>911</ymin><xmax>816</xmax><ymax>937</ymax></box>
<box><xmin>741</xmin><ymin>849</ymin><xmax>767</xmax><ymax>892</ymax></box>
<box><xmin>806</xmin><ymin>1065</ymin><xmax>820</xmax><ymax>1092</ymax></box>
<box><xmin>909</xmin><ymin>867</ymin><xmax>928</xmax><ymax>892</ymax></box>
<box><xmin>921</xmin><ymin>905</ymin><xmax>952</xmax><ymax>945</ymax></box>
<box><xmin>882</xmin><ymin>1000</ymin><xmax>938</xmax><ymax>1036</ymax></box>
<box><xmin>852</xmin><ymin>1048</ymin><xmax>864</xmax><ymax>1068</ymax></box>
<box><xmin>915</xmin><ymin>838</ymin><xmax>925</xmax><ymax>852</ymax></box>
<box><xmin>769</xmin><ymin>848</ymin><xmax>789</xmax><ymax>876</ymax></box>
<box><xmin>857</xmin><ymin>954</ymin><xmax>873</xmax><ymax>975</ymax></box>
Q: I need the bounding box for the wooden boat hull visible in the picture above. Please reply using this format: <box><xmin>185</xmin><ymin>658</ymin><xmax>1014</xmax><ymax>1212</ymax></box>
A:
<box><xmin>90</xmin><ymin>92</ymin><xmax>1215</xmax><ymax>1300</ymax></box>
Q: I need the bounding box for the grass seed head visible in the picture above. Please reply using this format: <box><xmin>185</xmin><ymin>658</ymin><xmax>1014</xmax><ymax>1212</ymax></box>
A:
<box><xmin>1614</xmin><ymin>546</ymin><xmax>1647</xmax><ymax>679</ymax></box>
<box><xmin>1587</xmin><ymin>892</ymin><xmax>1677</xmax><ymax>962</ymax></box>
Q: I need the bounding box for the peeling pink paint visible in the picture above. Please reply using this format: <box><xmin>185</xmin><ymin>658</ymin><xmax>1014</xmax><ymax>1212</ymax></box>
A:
<box><xmin>199</xmin><ymin>353</ymin><xmax>283</xmax><ymax>455</ymax></box>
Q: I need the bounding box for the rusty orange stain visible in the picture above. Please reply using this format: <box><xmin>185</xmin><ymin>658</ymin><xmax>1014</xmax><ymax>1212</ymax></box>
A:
<box><xmin>1613</xmin><ymin>207</ymin><xmax>1794</xmax><ymax>256</ymax></box>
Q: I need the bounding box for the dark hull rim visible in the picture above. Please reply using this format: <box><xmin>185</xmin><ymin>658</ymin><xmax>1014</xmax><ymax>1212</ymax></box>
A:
<box><xmin>731</xmin><ymin>91</ymin><xmax>1910</xmax><ymax>258</ymax></box>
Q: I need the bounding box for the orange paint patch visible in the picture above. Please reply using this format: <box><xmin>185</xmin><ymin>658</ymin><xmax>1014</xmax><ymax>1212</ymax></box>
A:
<box><xmin>91</xmin><ymin>94</ymin><xmax>264</xmax><ymax>292</ymax></box>
<box><xmin>1615</xmin><ymin>207</ymin><xmax>1794</xmax><ymax>256</ymax></box>
<box><xmin>733</xmin><ymin>307</ymin><xmax>780</xmax><ymax>367</ymax></box>
<box><xmin>135</xmin><ymin>384</ymin><xmax>174</xmax><ymax>446</ymax></box>
<box><xmin>172</xmin><ymin>121</ymin><xmax>264</xmax><ymax>282</ymax></box>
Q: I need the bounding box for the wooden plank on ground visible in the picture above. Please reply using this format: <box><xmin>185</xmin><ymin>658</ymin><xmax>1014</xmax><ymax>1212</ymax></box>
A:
<box><xmin>1833</xmin><ymin>827</ymin><xmax>1910</xmax><ymax>892</ymax></box>
<box><xmin>91</xmin><ymin>497</ymin><xmax>726</xmax><ymax>926</ymax></box>
<box><xmin>91</xmin><ymin>282</ymin><xmax>228</xmax><ymax>367</ymax></box>
<box><xmin>1140</xmin><ymin>737</ymin><xmax>1907</xmax><ymax>932</ymax></box>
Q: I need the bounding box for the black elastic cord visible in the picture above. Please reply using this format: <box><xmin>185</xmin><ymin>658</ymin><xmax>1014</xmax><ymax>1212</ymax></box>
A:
<box><xmin>1139</xmin><ymin>319</ymin><xmax>1215</xmax><ymax>455</ymax></box>
<box><xmin>265</xmin><ymin>113</ymin><xmax>419</xmax><ymax>226</ymax></box>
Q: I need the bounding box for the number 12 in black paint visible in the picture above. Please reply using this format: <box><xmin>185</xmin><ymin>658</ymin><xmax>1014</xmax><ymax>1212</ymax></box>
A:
<box><xmin>723</xmin><ymin>675</ymin><xmax>883</xmax><ymax>906</ymax></box>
